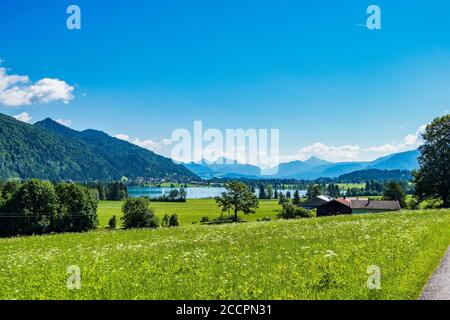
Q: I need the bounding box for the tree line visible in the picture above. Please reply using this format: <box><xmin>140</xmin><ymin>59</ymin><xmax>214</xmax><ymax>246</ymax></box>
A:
<box><xmin>0</xmin><ymin>179</ymin><xmax>98</xmax><ymax>237</ymax></box>
<box><xmin>85</xmin><ymin>181</ymin><xmax>128</xmax><ymax>201</ymax></box>
<box><xmin>150</xmin><ymin>188</ymin><xmax>187</xmax><ymax>202</ymax></box>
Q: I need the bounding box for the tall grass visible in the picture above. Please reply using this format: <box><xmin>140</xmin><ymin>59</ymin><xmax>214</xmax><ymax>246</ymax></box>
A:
<box><xmin>0</xmin><ymin>209</ymin><xmax>448</xmax><ymax>299</ymax></box>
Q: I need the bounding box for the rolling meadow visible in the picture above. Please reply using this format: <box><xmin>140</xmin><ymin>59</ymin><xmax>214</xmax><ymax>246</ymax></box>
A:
<box><xmin>97</xmin><ymin>199</ymin><xmax>281</xmax><ymax>227</ymax></box>
<box><xmin>0</xmin><ymin>207</ymin><xmax>449</xmax><ymax>300</ymax></box>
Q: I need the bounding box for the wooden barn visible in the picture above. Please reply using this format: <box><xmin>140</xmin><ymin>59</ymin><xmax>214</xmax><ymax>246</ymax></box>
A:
<box><xmin>316</xmin><ymin>198</ymin><xmax>401</xmax><ymax>217</ymax></box>
<box><xmin>317</xmin><ymin>199</ymin><xmax>352</xmax><ymax>217</ymax></box>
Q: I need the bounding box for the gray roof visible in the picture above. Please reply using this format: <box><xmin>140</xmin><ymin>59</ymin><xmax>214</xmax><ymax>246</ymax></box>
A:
<box><xmin>300</xmin><ymin>195</ymin><xmax>333</xmax><ymax>209</ymax></box>
<box><xmin>350</xmin><ymin>200</ymin><xmax>401</xmax><ymax>210</ymax></box>
<box><xmin>317</xmin><ymin>195</ymin><xmax>333</xmax><ymax>202</ymax></box>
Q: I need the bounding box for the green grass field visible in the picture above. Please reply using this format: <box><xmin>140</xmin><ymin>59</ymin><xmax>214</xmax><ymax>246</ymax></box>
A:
<box><xmin>98</xmin><ymin>199</ymin><xmax>282</xmax><ymax>227</ymax></box>
<box><xmin>0</xmin><ymin>209</ymin><xmax>449</xmax><ymax>300</ymax></box>
<box><xmin>337</xmin><ymin>183</ymin><xmax>366</xmax><ymax>189</ymax></box>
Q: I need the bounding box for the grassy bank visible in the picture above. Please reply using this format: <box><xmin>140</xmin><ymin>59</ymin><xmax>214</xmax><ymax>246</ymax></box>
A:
<box><xmin>0</xmin><ymin>209</ymin><xmax>449</xmax><ymax>300</ymax></box>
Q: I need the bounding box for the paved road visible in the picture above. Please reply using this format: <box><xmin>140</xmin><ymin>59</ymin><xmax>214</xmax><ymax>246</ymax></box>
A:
<box><xmin>420</xmin><ymin>247</ymin><xmax>450</xmax><ymax>300</ymax></box>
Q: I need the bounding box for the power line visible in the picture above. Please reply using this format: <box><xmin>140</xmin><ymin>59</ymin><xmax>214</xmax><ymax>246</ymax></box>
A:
<box><xmin>0</xmin><ymin>213</ymin><xmax>95</xmax><ymax>218</ymax></box>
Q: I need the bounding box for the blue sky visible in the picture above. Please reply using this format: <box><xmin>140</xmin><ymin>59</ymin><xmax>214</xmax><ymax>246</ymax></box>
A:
<box><xmin>0</xmin><ymin>0</ymin><xmax>449</xmax><ymax>163</ymax></box>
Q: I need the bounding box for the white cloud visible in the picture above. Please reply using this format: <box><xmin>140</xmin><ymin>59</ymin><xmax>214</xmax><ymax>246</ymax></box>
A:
<box><xmin>403</xmin><ymin>134</ymin><xmax>417</xmax><ymax>146</ymax></box>
<box><xmin>55</xmin><ymin>119</ymin><xmax>72</xmax><ymax>126</ymax></box>
<box><xmin>13</xmin><ymin>112</ymin><xmax>32</xmax><ymax>123</ymax></box>
<box><xmin>115</xmin><ymin>134</ymin><xmax>173</xmax><ymax>152</ymax></box>
<box><xmin>403</xmin><ymin>124</ymin><xmax>426</xmax><ymax>146</ymax></box>
<box><xmin>364</xmin><ymin>124</ymin><xmax>427</xmax><ymax>157</ymax></box>
<box><xmin>365</xmin><ymin>144</ymin><xmax>399</xmax><ymax>153</ymax></box>
<box><xmin>115</xmin><ymin>134</ymin><xmax>130</xmax><ymax>141</ymax></box>
<box><xmin>281</xmin><ymin>143</ymin><xmax>361</xmax><ymax>163</ymax></box>
<box><xmin>279</xmin><ymin>124</ymin><xmax>428</xmax><ymax>164</ymax></box>
<box><xmin>301</xmin><ymin>143</ymin><xmax>361</xmax><ymax>161</ymax></box>
<box><xmin>0</xmin><ymin>63</ymin><xmax>74</xmax><ymax>107</ymax></box>
<box><xmin>120</xmin><ymin>124</ymin><xmax>427</xmax><ymax>165</ymax></box>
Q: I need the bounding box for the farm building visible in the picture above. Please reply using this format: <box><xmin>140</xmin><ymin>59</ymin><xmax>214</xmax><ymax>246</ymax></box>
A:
<box><xmin>300</xmin><ymin>195</ymin><xmax>333</xmax><ymax>210</ymax></box>
<box><xmin>316</xmin><ymin>198</ymin><xmax>401</xmax><ymax>217</ymax></box>
<box><xmin>317</xmin><ymin>199</ymin><xmax>352</xmax><ymax>217</ymax></box>
<box><xmin>350</xmin><ymin>199</ymin><xmax>401</xmax><ymax>214</ymax></box>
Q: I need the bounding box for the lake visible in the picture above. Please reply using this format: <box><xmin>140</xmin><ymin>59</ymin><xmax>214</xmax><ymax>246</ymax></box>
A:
<box><xmin>127</xmin><ymin>186</ymin><xmax>306</xmax><ymax>199</ymax></box>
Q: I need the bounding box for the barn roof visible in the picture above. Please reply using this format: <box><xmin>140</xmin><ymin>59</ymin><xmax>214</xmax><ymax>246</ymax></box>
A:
<box><xmin>336</xmin><ymin>198</ymin><xmax>351</xmax><ymax>206</ymax></box>
<box><xmin>317</xmin><ymin>195</ymin><xmax>333</xmax><ymax>202</ymax></box>
<box><xmin>300</xmin><ymin>195</ymin><xmax>333</xmax><ymax>209</ymax></box>
<box><xmin>318</xmin><ymin>199</ymin><xmax>351</xmax><ymax>208</ymax></box>
<box><xmin>350</xmin><ymin>200</ymin><xmax>401</xmax><ymax>210</ymax></box>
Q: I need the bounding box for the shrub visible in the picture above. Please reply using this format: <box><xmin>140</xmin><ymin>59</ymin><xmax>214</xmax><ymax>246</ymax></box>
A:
<box><xmin>168</xmin><ymin>189</ymin><xmax>179</xmax><ymax>201</ymax></box>
<box><xmin>420</xmin><ymin>198</ymin><xmax>443</xmax><ymax>209</ymax></box>
<box><xmin>169</xmin><ymin>214</ymin><xmax>180</xmax><ymax>227</ymax></box>
<box><xmin>405</xmin><ymin>197</ymin><xmax>419</xmax><ymax>210</ymax></box>
<box><xmin>278</xmin><ymin>203</ymin><xmax>314</xmax><ymax>220</ymax></box>
<box><xmin>209</xmin><ymin>215</ymin><xmax>244</xmax><ymax>225</ymax></box>
<box><xmin>108</xmin><ymin>215</ymin><xmax>117</xmax><ymax>229</ymax></box>
<box><xmin>200</xmin><ymin>216</ymin><xmax>209</xmax><ymax>223</ymax></box>
<box><xmin>278</xmin><ymin>194</ymin><xmax>287</xmax><ymax>205</ymax></box>
<box><xmin>162</xmin><ymin>214</ymin><xmax>170</xmax><ymax>227</ymax></box>
<box><xmin>122</xmin><ymin>198</ymin><xmax>159</xmax><ymax>229</ymax></box>
<box><xmin>261</xmin><ymin>216</ymin><xmax>272</xmax><ymax>222</ymax></box>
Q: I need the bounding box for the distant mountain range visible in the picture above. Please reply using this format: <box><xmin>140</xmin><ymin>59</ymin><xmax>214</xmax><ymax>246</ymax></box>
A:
<box><xmin>0</xmin><ymin>111</ymin><xmax>420</xmax><ymax>182</ymax></box>
<box><xmin>184</xmin><ymin>149</ymin><xmax>420</xmax><ymax>180</ymax></box>
<box><xmin>0</xmin><ymin>113</ymin><xmax>199</xmax><ymax>181</ymax></box>
<box><xmin>184</xmin><ymin>157</ymin><xmax>261</xmax><ymax>179</ymax></box>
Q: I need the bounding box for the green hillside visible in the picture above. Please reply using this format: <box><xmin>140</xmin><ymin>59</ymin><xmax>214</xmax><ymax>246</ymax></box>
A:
<box><xmin>0</xmin><ymin>113</ymin><xmax>198</xmax><ymax>181</ymax></box>
<box><xmin>337</xmin><ymin>169</ymin><xmax>413</xmax><ymax>183</ymax></box>
<box><xmin>35</xmin><ymin>117</ymin><xmax>199</xmax><ymax>181</ymax></box>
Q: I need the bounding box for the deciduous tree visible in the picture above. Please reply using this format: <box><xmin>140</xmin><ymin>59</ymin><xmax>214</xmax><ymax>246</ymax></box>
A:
<box><xmin>413</xmin><ymin>115</ymin><xmax>450</xmax><ymax>208</ymax></box>
<box><xmin>215</xmin><ymin>182</ymin><xmax>259</xmax><ymax>222</ymax></box>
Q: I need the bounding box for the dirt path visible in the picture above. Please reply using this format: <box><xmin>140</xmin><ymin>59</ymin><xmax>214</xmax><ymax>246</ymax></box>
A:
<box><xmin>420</xmin><ymin>246</ymin><xmax>450</xmax><ymax>300</ymax></box>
